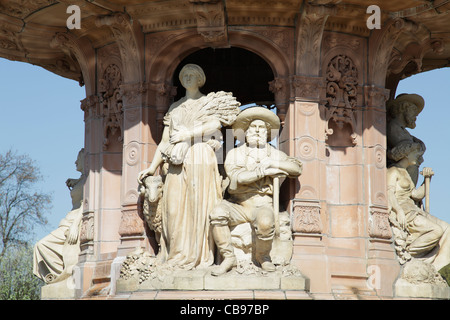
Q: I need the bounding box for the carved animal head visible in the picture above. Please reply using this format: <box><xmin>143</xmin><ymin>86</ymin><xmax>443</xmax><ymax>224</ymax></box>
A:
<box><xmin>143</xmin><ymin>175</ymin><xmax>163</xmax><ymax>203</ymax></box>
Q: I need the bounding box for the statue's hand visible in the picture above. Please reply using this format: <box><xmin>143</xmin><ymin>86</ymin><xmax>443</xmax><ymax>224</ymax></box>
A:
<box><xmin>169</xmin><ymin>130</ymin><xmax>192</xmax><ymax>144</ymax></box>
<box><xmin>421</xmin><ymin>167</ymin><xmax>434</xmax><ymax>179</ymax></box>
<box><xmin>396</xmin><ymin>208</ymin><xmax>407</xmax><ymax>230</ymax></box>
<box><xmin>66</xmin><ymin>178</ymin><xmax>77</xmax><ymax>189</ymax></box>
<box><xmin>138</xmin><ymin>168</ymin><xmax>154</xmax><ymax>184</ymax></box>
<box><xmin>263</xmin><ymin>167</ymin><xmax>288</xmax><ymax>178</ymax></box>
<box><xmin>66</xmin><ymin>225</ymin><xmax>79</xmax><ymax>245</ymax></box>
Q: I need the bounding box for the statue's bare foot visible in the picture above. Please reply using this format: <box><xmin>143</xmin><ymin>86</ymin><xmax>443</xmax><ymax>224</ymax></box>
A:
<box><xmin>211</xmin><ymin>256</ymin><xmax>237</xmax><ymax>276</ymax></box>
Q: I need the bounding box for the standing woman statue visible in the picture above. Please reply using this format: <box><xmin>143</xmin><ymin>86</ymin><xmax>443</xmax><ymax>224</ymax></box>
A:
<box><xmin>33</xmin><ymin>148</ymin><xmax>86</xmax><ymax>283</ymax></box>
<box><xmin>138</xmin><ymin>64</ymin><xmax>240</xmax><ymax>269</ymax></box>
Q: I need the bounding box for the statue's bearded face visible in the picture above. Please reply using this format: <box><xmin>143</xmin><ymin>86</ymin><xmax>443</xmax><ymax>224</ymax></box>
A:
<box><xmin>246</xmin><ymin>119</ymin><xmax>268</xmax><ymax>147</ymax></box>
<box><xmin>404</xmin><ymin>103</ymin><xmax>418</xmax><ymax>129</ymax></box>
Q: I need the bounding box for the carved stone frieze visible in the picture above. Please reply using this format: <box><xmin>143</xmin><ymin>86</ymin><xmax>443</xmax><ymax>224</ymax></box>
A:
<box><xmin>295</xmin><ymin>4</ymin><xmax>337</xmax><ymax>75</ymax></box>
<box><xmin>120</xmin><ymin>82</ymin><xmax>148</xmax><ymax>107</ymax></box>
<box><xmin>292</xmin><ymin>201</ymin><xmax>323</xmax><ymax>234</ymax></box>
<box><xmin>388</xmin><ymin>39</ymin><xmax>444</xmax><ymax>77</ymax></box>
<box><xmin>80</xmin><ymin>95</ymin><xmax>100</xmax><ymax>120</ymax></box>
<box><xmin>324</xmin><ymin>54</ymin><xmax>358</xmax><ymax>145</ymax></box>
<box><xmin>268</xmin><ymin>77</ymin><xmax>289</xmax><ymax>122</ymax></box>
<box><xmin>291</xmin><ymin>75</ymin><xmax>325</xmax><ymax>102</ymax></box>
<box><xmin>190</xmin><ymin>0</ymin><xmax>228</xmax><ymax>46</ymax></box>
<box><xmin>0</xmin><ymin>0</ymin><xmax>56</xmax><ymax>19</ymax></box>
<box><xmin>95</xmin><ymin>12</ymin><xmax>142</xmax><ymax>82</ymax></box>
<box><xmin>368</xmin><ymin>207</ymin><xmax>392</xmax><ymax>239</ymax></box>
<box><xmin>80</xmin><ymin>211</ymin><xmax>94</xmax><ymax>246</ymax></box>
<box><xmin>118</xmin><ymin>208</ymin><xmax>146</xmax><ymax>238</ymax></box>
<box><xmin>364</xmin><ymin>85</ymin><xmax>390</xmax><ymax>110</ymax></box>
<box><xmin>50</xmin><ymin>32</ymin><xmax>86</xmax><ymax>85</ymax></box>
<box><xmin>369</xmin><ymin>18</ymin><xmax>419</xmax><ymax>86</ymax></box>
<box><xmin>99</xmin><ymin>63</ymin><xmax>123</xmax><ymax>150</ymax></box>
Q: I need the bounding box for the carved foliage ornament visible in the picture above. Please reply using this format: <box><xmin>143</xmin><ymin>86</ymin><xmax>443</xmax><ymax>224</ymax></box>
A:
<box><xmin>190</xmin><ymin>0</ymin><xmax>228</xmax><ymax>45</ymax></box>
<box><xmin>292</xmin><ymin>204</ymin><xmax>322</xmax><ymax>234</ymax></box>
<box><xmin>99</xmin><ymin>64</ymin><xmax>123</xmax><ymax>150</ymax></box>
<box><xmin>324</xmin><ymin>54</ymin><xmax>358</xmax><ymax>145</ymax></box>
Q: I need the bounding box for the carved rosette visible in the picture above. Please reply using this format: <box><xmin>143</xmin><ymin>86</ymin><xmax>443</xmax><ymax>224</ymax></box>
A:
<box><xmin>292</xmin><ymin>202</ymin><xmax>323</xmax><ymax>234</ymax></box>
<box><xmin>324</xmin><ymin>54</ymin><xmax>358</xmax><ymax>145</ymax></box>
<box><xmin>99</xmin><ymin>63</ymin><xmax>123</xmax><ymax>150</ymax></box>
<box><xmin>368</xmin><ymin>207</ymin><xmax>392</xmax><ymax>239</ymax></box>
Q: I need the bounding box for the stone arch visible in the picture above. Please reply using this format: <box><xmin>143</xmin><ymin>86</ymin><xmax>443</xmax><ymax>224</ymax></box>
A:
<box><xmin>146</xmin><ymin>29</ymin><xmax>292</xmax><ymax>106</ymax></box>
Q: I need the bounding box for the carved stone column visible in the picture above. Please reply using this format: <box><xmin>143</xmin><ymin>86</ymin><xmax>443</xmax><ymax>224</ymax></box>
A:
<box><xmin>117</xmin><ymin>82</ymin><xmax>150</xmax><ymax>256</ymax></box>
<box><xmin>79</xmin><ymin>95</ymin><xmax>100</xmax><ymax>259</ymax></box>
<box><xmin>363</xmin><ymin>84</ymin><xmax>400</xmax><ymax>298</ymax></box>
<box><xmin>285</xmin><ymin>4</ymin><xmax>334</xmax><ymax>296</ymax></box>
<box><xmin>285</xmin><ymin>75</ymin><xmax>330</xmax><ymax>295</ymax></box>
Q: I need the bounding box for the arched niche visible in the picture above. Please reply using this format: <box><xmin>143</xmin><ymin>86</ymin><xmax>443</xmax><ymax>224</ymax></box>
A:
<box><xmin>146</xmin><ymin>29</ymin><xmax>291</xmax><ymax>106</ymax></box>
<box><xmin>172</xmin><ymin>47</ymin><xmax>275</xmax><ymax>106</ymax></box>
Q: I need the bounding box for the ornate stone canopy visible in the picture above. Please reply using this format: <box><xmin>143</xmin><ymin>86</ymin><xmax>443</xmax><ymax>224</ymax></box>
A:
<box><xmin>4</xmin><ymin>1</ymin><xmax>450</xmax><ymax>300</ymax></box>
<box><xmin>1</xmin><ymin>0</ymin><xmax>449</xmax><ymax>91</ymax></box>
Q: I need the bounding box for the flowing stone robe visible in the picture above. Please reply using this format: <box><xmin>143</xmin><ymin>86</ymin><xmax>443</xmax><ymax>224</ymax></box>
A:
<box><xmin>388</xmin><ymin>165</ymin><xmax>450</xmax><ymax>270</ymax></box>
<box><xmin>33</xmin><ymin>172</ymin><xmax>84</xmax><ymax>282</ymax></box>
<box><xmin>157</xmin><ymin>92</ymin><xmax>239</xmax><ymax>269</ymax></box>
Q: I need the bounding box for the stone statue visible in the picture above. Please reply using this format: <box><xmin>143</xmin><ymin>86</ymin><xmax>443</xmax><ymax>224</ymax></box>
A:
<box><xmin>138</xmin><ymin>64</ymin><xmax>241</xmax><ymax>270</ymax></box>
<box><xmin>387</xmin><ymin>142</ymin><xmax>450</xmax><ymax>274</ymax></box>
<box><xmin>140</xmin><ymin>175</ymin><xmax>163</xmax><ymax>245</ymax></box>
<box><xmin>387</xmin><ymin>93</ymin><xmax>426</xmax><ymax>185</ymax></box>
<box><xmin>33</xmin><ymin>148</ymin><xmax>86</xmax><ymax>284</ymax></box>
<box><xmin>209</xmin><ymin>106</ymin><xmax>303</xmax><ymax>276</ymax></box>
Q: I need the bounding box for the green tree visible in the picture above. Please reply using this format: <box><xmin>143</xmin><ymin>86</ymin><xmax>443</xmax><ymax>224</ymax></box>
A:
<box><xmin>0</xmin><ymin>149</ymin><xmax>51</xmax><ymax>258</ymax></box>
<box><xmin>0</xmin><ymin>244</ymin><xmax>44</xmax><ymax>300</ymax></box>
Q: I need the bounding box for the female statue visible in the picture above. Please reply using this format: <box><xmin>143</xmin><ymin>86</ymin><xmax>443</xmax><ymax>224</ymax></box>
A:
<box><xmin>33</xmin><ymin>148</ymin><xmax>86</xmax><ymax>283</ymax></box>
<box><xmin>387</xmin><ymin>142</ymin><xmax>449</xmax><ymax>271</ymax></box>
<box><xmin>138</xmin><ymin>64</ymin><xmax>240</xmax><ymax>269</ymax></box>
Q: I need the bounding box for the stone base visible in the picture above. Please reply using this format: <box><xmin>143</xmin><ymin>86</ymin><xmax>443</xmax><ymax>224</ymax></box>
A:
<box><xmin>115</xmin><ymin>267</ymin><xmax>310</xmax><ymax>299</ymax></box>
<box><xmin>395</xmin><ymin>279</ymin><xmax>450</xmax><ymax>300</ymax></box>
<box><xmin>41</xmin><ymin>277</ymin><xmax>78</xmax><ymax>300</ymax></box>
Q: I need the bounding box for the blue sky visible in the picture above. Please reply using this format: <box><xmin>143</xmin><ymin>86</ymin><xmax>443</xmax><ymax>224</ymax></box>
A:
<box><xmin>0</xmin><ymin>58</ymin><xmax>449</xmax><ymax>242</ymax></box>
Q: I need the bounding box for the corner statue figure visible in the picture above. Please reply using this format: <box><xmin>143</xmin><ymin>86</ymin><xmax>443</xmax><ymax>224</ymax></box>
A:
<box><xmin>33</xmin><ymin>149</ymin><xmax>86</xmax><ymax>284</ymax></box>
<box><xmin>210</xmin><ymin>107</ymin><xmax>303</xmax><ymax>276</ymax></box>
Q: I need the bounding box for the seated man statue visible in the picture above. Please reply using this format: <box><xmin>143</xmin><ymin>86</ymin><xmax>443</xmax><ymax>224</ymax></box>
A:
<box><xmin>210</xmin><ymin>106</ymin><xmax>303</xmax><ymax>276</ymax></box>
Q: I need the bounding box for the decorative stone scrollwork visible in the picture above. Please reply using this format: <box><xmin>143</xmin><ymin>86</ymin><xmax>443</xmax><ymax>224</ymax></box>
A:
<box><xmin>80</xmin><ymin>211</ymin><xmax>94</xmax><ymax>246</ymax></box>
<box><xmin>190</xmin><ymin>0</ymin><xmax>228</xmax><ymax>46</ymax></box>
<box><xmin>118</xmin><ymin>208</ymin><xmax>146</xmax><ymax>238</ymax></box>
<box><xmin>291</xmin><ymin>75</ymin><xmax>325</xmax><ymax>102</ymax></box>
<box><xmin>368</xmin><ymin>207</ymin><xmax>392</xmax><ymax>239</ymax></box>
<box><xmin>268</xmin><ymin>77</ymin><xmax>289</xmax><ymax>122</ymax></box>
<box><xmin>292</xmin><ymin>201</ymin><xmax>322</xmax><ymax>234</ymax></box>
<box><xmin>99</xmin><ymin>63</ymin><xmax>123</xmax><ymax>150</ymax></box>
<box><xmin>324</xmin><ymin>54</ymin><xmax>358</xmax><ymax>145</ymax></box>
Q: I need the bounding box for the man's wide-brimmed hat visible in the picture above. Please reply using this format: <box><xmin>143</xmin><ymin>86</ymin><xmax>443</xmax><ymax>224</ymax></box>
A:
<box><xmin>394</xmin><ymin>93</ymin><xmax>425</xmax><ymax>115</ymax></box>
<box><xmin>232</xmin><ymin>106</ymin><xmax>281</xmax><ymax>141</ymax></box>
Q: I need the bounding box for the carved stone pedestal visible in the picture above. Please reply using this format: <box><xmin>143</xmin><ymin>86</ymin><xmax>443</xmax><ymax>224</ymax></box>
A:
<box><xmin>395</xmin><ymin>280</ymin><xmax>450</xmax><ymax>300</ymax></box>
<box><xmin>41</xmin><ymin>275</ymin><xmax>79</xmax><ymax>300</ymax></box>
<box><xmin>115</xmin><ymin>267</ymin><xmax>311</xmax><ymax>300</ymax></box>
